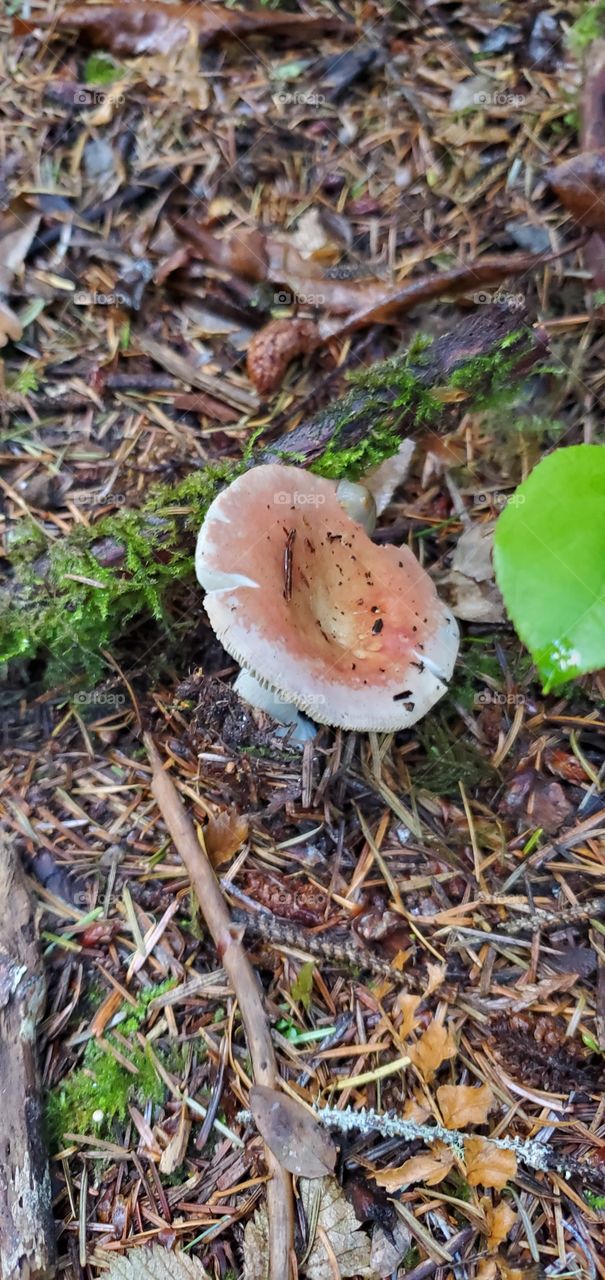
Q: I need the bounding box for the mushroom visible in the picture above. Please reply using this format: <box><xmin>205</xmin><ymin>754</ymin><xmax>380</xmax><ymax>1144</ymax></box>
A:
<box><xmin>196</xmin><ymin>463</ymin><xmax>459</xmax><ymax>733</ymax></box>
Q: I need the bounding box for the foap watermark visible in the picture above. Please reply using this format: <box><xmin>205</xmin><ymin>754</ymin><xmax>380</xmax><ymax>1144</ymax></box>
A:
<box><xmin>74</xmin><ymin>290</ymin><xmax>129</xmax><ymax>306</ymax></box>
<box><xmin>475</xmin><ymin>490</ymin><xmax>526</xmax><ymax>511</ymax></box>
<box><xmin>274</xmin><ymin>490</ymin><xmax>326</xmax><ymax>507</ymax></box>
<box><xmin>74</xmin><ymin>88</ymin><xmax>125</xmax><ymax>107</ymax></box>
<box><xmin>274</xmin><ymin>288</ymin><xmax>325</xmax><ymax>307</ymax></box>
<box><xmin>71</xmin><ymin>490</ymin><xmax>127</xmax><ymax>507</ymax></box>
<box><xmin>473</xmin><ymin>289</ymin><xmax>524</xmax><ymax>311</ymax></box>
<box><xmin>475</xmin><ymin>690</ymin><xmax>526</xmax><ymax>707</ymax></box>
<box><xmin>273</xmin><ymin>90</ymin><xmax>326</xmax><ymax>108</ymax></box>
<box><xmin>473</xmin><ymin>90</ymin><xmax>526</xmax><ymax>108</ymax></box>
<box><xmin>74</xmin><ymin>691</ymin><xmax>125</xmax><ymax>707</ymax></box>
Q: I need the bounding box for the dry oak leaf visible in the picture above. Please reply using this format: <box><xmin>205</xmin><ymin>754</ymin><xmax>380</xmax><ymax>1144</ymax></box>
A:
<box><xmin>437</xmin><ymin>1083</ymin><xmax>494</xmax><ymax>1129</ymax></box>
<box><xmin>202</xmin><ymin>806</ymin><xmax>249</xmax><ymax>868</ymax></box>
<box><xmin>374</xmin><ymin>1141</ymin><xmax>454</xmax><ymax>1190</ymax></box>
<box><xmin>299</xmin><ymin>1177</ymin><xmax>375</xmax><ymax>1279</ymax></box>
<box><xmin>409</xmin><ymin>1018</ymin><xmax>456</xmax><ymax>1082</ymax></box>
<box><xmin>481</xmin><ymin>1198</ymin><xmax>517</xmax><ymax>1250</ymax></box>
<box><xmin>105</xmin><ymin>1245</ymin><xmax>209</xmax><ymax>1280</ymax></box>
<box><xmin>464</xmin><ymin>1137</ymin><xmax>517</xmax><ymax>1189</ymax></box>
<box><xmin>249</xmin><ymin>1084</ymin><xmax>337</xmax><ymax>1178</ymax></box>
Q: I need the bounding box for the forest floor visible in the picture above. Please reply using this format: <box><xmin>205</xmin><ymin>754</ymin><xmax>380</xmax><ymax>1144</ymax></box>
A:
<box><xmin>1</xmin><ymin>1</ymin><xmax>604</xmax><ymax>1278</ymax></box>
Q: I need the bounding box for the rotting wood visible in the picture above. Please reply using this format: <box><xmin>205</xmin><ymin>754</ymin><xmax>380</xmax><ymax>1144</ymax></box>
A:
<box><xmin>0</xmin><ymin>839</ymin><xmax>56</xmax><ymax>1280</ymax></box>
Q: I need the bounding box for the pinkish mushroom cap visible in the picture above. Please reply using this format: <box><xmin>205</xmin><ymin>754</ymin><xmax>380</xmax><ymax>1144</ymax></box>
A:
<box><xmin>196</xmin><ymin>463</ymin><xmax>458</xmax><ymax>732</ymax></box>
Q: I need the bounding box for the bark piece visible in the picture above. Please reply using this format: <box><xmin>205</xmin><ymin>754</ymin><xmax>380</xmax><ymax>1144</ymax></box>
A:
<box><xmin>0</xmin><ymin>840</ymin><xmax>56</xmax><ymax>1280</ymax></box>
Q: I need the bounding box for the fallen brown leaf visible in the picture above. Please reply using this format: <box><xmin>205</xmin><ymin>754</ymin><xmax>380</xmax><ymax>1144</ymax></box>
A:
<box><xmin>409</xmin><ymin>1018</ymin><xmax>457</xmax><ymax>1082</ymax></box>
<box><xmin>159</xmin><ymin>1104</ymin><xmax>191</xmax><ymax>1174</ymax></box>
<box><xmin>437</xmin><ymin>1083</ymin><xmax>494</xmax><ymax>1129</ymax></box>
<box><xmin>243</xmin><ymin>1207</ymin><xmax>269</xmax><ymax>1280</ymax></box>
<box><xmin>183</xmin><ymin>219</ymin><xmax>542</xmax><ymax>329</ymax></box>
<box><xmin>464</xmin><ymin>1138</ymin><xmax>517</xmax><ymax>1189</ymax></box>
<box><xmin>0</xmin><ymin>199</ymin><xmax>40</xmax><ymax>346</ymax></box>
<box><xmin>442</xmin><ymin>522</ymin><xmax>505</xmax><ymax>624</ymax></box>
<box><xmin>374</xmin><ymin>1142</ymin><xmax>455</xmax><ymax>1190</ymax></box>
<box><xmin>203</xmin><ymin>807</ymin><xmax>249</xmax><ymax>867</ymax></box>
<box><xmin>249</xmin><ymin>1085</ymin><xmax>337</xmax><ymax>1178</ymax></box>
<box><xmin>482</xmin><ymin>1198</ymin><xmax>517</xmax><ymax>1250</ymax></box>
<box><xmin>298</xmin><ymin>1177</ymin><xmax>373</xmax><ymax>1279</ymax></box>
<box><xmin>396</xmin><ymin>993</ymin><xmax>421</xmax><ymax>1038</ymax></box>
<box><xmin>0</xmin><ymin>200</ymin><xmax>40</xmax><ymax>294</ymax></box>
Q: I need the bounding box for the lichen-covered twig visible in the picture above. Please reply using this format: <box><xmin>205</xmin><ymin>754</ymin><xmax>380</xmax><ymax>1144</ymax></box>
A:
<box><xmin>145</xmin><ymin>734</ymin><xmax>295</xmax><ymax>1280</ymax></box>
<box><xmin>494</xmin><ymin>894</ymin><xmax>605</xmax><ymax>936</ymax></box>
<box><xmin>232</xmin><ymin>906</ymin><xmax>409</xmax><ymax>984</ymax></box>
<box><xmin>313</xmin><ymin>1105</ymin><xmax>605</xmax><ymax>1194</ymax></box>
<box><xmin>0</xmin><ymin>838</ymin><xmax>56</xmax><ymax>1280</ymax></box>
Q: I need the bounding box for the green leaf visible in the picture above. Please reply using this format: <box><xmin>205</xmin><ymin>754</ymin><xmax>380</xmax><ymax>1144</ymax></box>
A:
<box><xmin>291</xmin><ymin>961</ymin><xmax>315</xmax><ymax>1011</ymax></box>
<box><xmin>84</xmin><ymin>53</ymin><xmax>124</xmax><ymax>85</ymax></box>
<box><xmin>493</xmin><ymin>445</ymin><xmax>605</xmax><ymax>691</ymax></box>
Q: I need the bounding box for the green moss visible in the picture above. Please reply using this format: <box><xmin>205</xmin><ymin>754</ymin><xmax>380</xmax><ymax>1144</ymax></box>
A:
<box><xmin>448</xmin><ymin>330</ymin><xmax>536</xmax><ymax>409</ymax></box>
<box><xmin>310</xmin><ymin>408</ymin><xmax>402</xmax><ymax>480</ymax></box>
<box><xmin>447</xmin><ymin>1171</ymin><xmax>472</xmax><ymax>1203</ymax></box>
<box><xmin>568</xmin><ymin>1</ymin><xmax>605</xmax><ymax>51</ymax></box>
<box><xmin>83</xmin><ymin>52</ymin><xmax>125</xmax><ymax>84</ymax></box>
<box><xmin>415</xmin><ymin>711</ymin><xmax>496</xmax><ymax>795</ymax></box>
<box><xmin>585</xmin><ymin>1191</ymin><xmax>605</xmax><ymax>1210</ymax></box>
<box><xmin>45</xmin><ymin>980</ymin><xmax>176</xmax><ymax>1148</ymax></box>
<box><xmin>311</xmin><ymin>350</ymin><xmax>442</xmax><ymax>481</ymax></box>
<box><xmin>1</xmin><ymin>460</ymin><xmax>238</xmax><ymax>682</ymax></box>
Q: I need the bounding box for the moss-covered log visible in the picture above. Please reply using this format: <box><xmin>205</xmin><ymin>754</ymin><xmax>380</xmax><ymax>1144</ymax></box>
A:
<box><xmin>263</xmin><ymin>308</ymin><xmax>548</xmax><ymax>477</ymax></box>
<box><xmin>0</xmin><ymin>310</ymin><xmax>548</xmax><ymax>680</ymax></box>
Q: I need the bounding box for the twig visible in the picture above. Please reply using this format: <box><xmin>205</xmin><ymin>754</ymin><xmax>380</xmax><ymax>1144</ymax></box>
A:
<box><xmin>231</xmin><ymin>905</ymin><xmax>410</xmax><ymax>984</ymax></box>
<box><xmin>312</xmin><ymin>1106</ymin><xmax>605</xmax><ymax>1194</ymax></box>
<box><xmin>144</xmin><ymin>734</ymin><xmax>295</xmax><ymax>1279</ymax></box>
<box><xmin>492</xmin><ymin>895</ymin><xmax>605</xmax><ymax>937</ymax></box>
<box><xmin>0</xmin><ymin>838</ymin><xmax>56</xmax><ymax>1280</ymax></box>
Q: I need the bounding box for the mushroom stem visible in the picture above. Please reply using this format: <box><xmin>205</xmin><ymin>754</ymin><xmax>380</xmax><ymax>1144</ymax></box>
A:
<box><xmin>233</xmin><ymin>671</ymin><xmax>318</xmax><ymax>743</ymax></box>
<box><xmin>335</xmin><ymin>479</ymin><xmax>377</xmax><ymax>533</ymax></box>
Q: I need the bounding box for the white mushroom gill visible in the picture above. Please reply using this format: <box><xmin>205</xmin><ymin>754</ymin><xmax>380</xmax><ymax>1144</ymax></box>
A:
<box><xmin>196</xmin><ymin>463</ymin><xmax>459</xmax><ymax>734</ymax></box>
